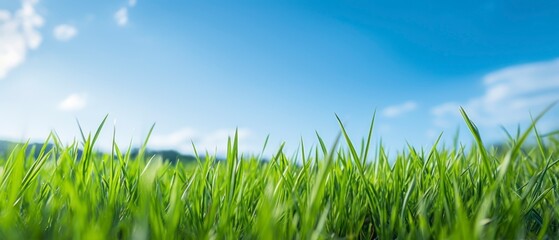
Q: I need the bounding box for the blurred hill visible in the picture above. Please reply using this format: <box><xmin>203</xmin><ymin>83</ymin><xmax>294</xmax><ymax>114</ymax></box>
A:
<box><xmin>0</xmin><ymin>140</ymin><xmax>197</xmax><ymax>164</ymax></box>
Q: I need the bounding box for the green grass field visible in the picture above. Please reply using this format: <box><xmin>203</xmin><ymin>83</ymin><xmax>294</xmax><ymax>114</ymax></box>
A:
<box><xmin>0</xmin><ymin>108</ymin><xmax>558</xmax><ymax>239</ymax></box>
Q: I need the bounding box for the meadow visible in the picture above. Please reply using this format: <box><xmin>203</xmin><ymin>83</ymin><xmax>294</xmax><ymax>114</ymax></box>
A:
<box><xmin>0</xmin><ymin>108</ymin><xmax>557</xmax><ymax>239</ymax></box>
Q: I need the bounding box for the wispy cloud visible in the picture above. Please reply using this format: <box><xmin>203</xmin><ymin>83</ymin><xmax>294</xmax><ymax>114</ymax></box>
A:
<box><xmin>58</xmin><ymin>93</ymin><xmax>87</xmax><ymax>111</ymax></box>
<box><xmin>150</xmin><ymin>128</ymin><xmax>255</xmax><ymax>155</ymax></box>
<box><xmin>0</xmin><ymin>0</ymin><xmax>44</xmax><ymax>79</ymax></box>
<box><xmin>432</xmin><ymin>58</ymin><xmax>559</xmax><ymax>128</ymax></box>
<box><xmin>114</xmin><ymin>7</ymin><xmax>128</xmax><ymax>26</ymax></box>
<box><xmin>53</xmin><ymin>24</ymin><xmax>77</xmax><ymax>41</ymax></box>
<box><xmin>150</xmin><ymin>128</ymin><xmax>196</xmax><ymax>148</ymax></box>
<box><xmin>382</xmin><ymin>101</ymin><xmax>417</xmax><ymax>118</ymax></box>
<box><xmin>115</xmin><ymin>0</ymin><xmax>137</xmax><ymax>27</ymax></box>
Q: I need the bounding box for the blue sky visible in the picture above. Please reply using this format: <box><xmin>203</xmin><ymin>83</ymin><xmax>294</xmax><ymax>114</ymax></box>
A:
<box><xmin>1</xmin><ymin>0</ymin><xmax>558</xmax><ymax>156</ymax></box>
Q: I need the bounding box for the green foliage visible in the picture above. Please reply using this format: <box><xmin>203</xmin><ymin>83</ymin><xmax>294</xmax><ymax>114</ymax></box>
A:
<box><xmin>0</xmin><ymin>112</ymin><xmax>558</xmax><ymax>239</ymax></box>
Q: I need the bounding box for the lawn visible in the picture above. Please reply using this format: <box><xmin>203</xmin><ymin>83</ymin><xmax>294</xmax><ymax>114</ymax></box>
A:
<box><xmin>0</xmin><ymin>108</ymin><xmax>557</xmax><ymax>239</ymax></box>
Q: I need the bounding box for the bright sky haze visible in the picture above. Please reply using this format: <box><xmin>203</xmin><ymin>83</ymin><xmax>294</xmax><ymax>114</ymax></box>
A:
<box><xmin>1</xmin><ymin>0</ymin><xmax>559</xmax><ymax>156</ymax></box>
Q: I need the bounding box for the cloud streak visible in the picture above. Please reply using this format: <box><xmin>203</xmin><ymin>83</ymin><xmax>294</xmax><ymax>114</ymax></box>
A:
<box><xmin>382</xmin><ymin>101</ymin><xmax>417</xmax><ymax>118</ymax></box>
<box><xmin>115</xmin><ymin>0</ymin><xmax>138</xmax><ymax>27</ymax></box>
<box><xmin>114</xmin><ymin>7</ymin><xmax>128</xmax><ymax>26</ymax></box>
<box><xmin>53</xmin><ymin>24</ymin><xmax>77</xmax><ymax>41</ymax></box>
<box><xmin>150</xmin><ymin>128</ymin><xmax>255</xmax><ymax>155</ymax></box>
<box><xmin>0</xmin><ymin>0</ymin><xmax>44</xmax><ymax>79</ymax></box>
<box><xmin>58</xmin><ymin>93</ymin><xmax>87</xmax><ymax>111</ymax></box>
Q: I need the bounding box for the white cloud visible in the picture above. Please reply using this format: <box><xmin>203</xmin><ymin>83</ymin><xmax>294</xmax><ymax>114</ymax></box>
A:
<box><xmin>114</xmin><ymin>7</ymin><xmax>128</xmax><ymax>26</ymax></box>
<box><xmin>432</xmin><ymin>58</ymin><xmax>559</xmax><ymax>128</ymax></box>
<box><xmin>115</xmin><ymin>0</ymin><xmax>137</xmax><ymax>27</ymax></box>
<box><xmin>58</xmin><ymin>93</ymin><xmax>87</xmax><ymax>111</ymax></box>
<box><xmin>0</xmin><ymin>0</ymin><xmax>44</xmax><ymax>79</ymax></box>
<box><xmin>382</xmin><ymin>101</ymin><xmax>417</xmax><ymax>118</ymax></box>
<box><xmin>53</xmin><ymin>24</ymin><xmax>77</xmax><ymax>41</ymax></box>
<box><xmin>150</xmin><ymin>128</ymin><xmax>196</xmax><ymax>148</ymax></box>
<box><xmin>431</xmin><ymin>102</ymin><xmax>461</xmax><ymax>127</ymax></box>
<box><xmin>432</xmin><ymin>102</ymin><xmax>459</xmax><ymax>117</ymax></box>
<box><xmin>150</xmin><ymin>128</ymin><xmax>255</xmax><ymax>155</ymax></box>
